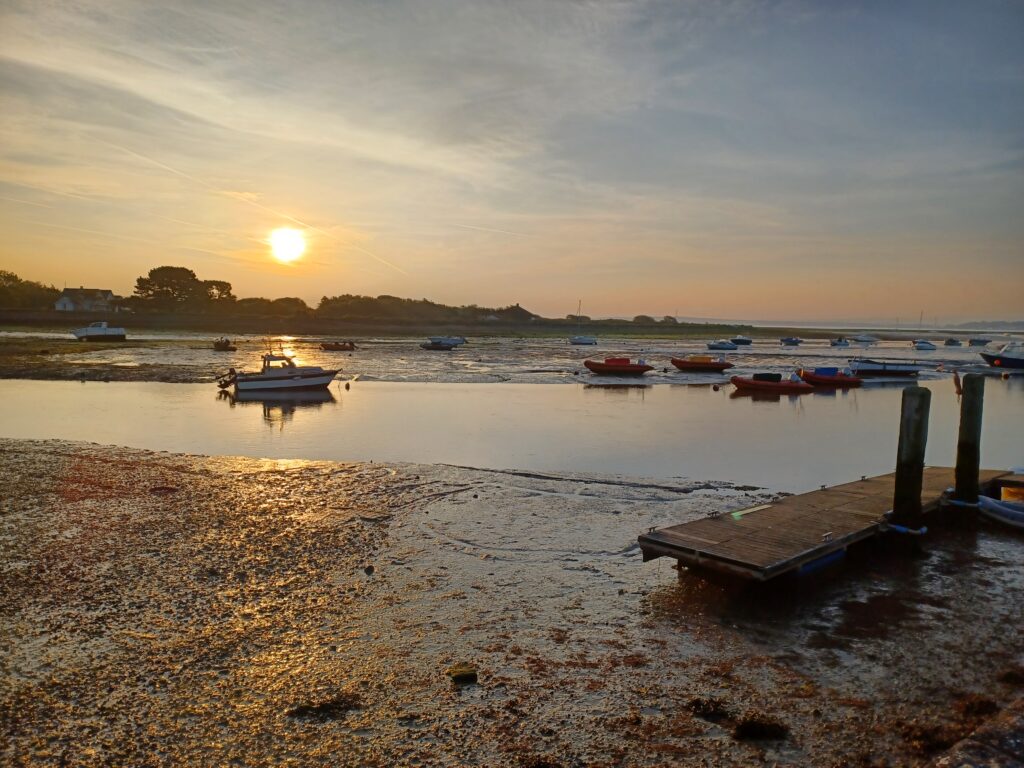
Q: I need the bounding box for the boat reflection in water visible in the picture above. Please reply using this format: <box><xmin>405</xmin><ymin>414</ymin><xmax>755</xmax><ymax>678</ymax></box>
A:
<box><xmin>218</xmin><ymin>388</ymin><xmax>337</xmax><ymax>429</ymax></box>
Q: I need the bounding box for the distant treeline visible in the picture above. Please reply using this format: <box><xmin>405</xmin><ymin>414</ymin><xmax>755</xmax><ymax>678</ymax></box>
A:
<box><xmin>0</xmin><ymin>271</ymin><xmax>59</xmax><ymax>308</ymax></box>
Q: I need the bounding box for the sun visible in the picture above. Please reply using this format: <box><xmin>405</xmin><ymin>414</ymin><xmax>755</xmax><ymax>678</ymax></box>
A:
<box><xmin>269</xmin><ymin>227</ymin><xmax>306</xmax><ymax>263</ymax></box>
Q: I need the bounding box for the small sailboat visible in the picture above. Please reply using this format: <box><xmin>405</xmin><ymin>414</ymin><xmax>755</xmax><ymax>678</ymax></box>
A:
<box><xmin>569</xmin><ymin>300</ymin><xmax>597</xmax><ymax>345</ymax></box>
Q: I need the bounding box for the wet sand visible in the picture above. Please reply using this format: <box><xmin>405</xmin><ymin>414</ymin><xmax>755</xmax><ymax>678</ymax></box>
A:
<box><xmin>2</xmin><ymin>439</ymin><xmax>1022</xmax><ymax>766</ymax></box>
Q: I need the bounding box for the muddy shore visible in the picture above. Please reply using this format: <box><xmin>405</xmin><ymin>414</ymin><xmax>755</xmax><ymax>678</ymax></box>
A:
<box><xmin>2</xmin><ymin>439</ymin><xmax>1022</xmax><ymax>766</ymax></box>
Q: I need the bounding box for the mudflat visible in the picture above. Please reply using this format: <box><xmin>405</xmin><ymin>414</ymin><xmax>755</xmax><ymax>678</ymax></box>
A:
<box><xmin>1</xmin><ymin>439</ymin><xmax>1021</xmax><ymax>766</ymax></box>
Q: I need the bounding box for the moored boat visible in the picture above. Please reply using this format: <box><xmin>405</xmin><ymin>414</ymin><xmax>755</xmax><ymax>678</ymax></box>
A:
<box><xmin>670</xmin><ymin>355</ymin><xmax>734</xmax><ymax>372</ymax></box>
<box><xmin>72</xmin><ymin>321</ymin><xmax>126</xmax><ymax>341</ymax></box>
<box><xmin>421</xmin><ymin>340</ymin><xmax>458</xmax><ymax>351</ymax></box>
<box><xmin>848</xmin><ymin>358</ymin><xmax>921</xmax><ymax>377</ymax></box>
<box><xmin>730</xmin><ymin>373</ymin><xmax>813</xmax><ymax>394</ymax></box>
<box><xmin>830</xmin><ymin>337</ymin><xmax>850</xmax><ymax>347</ymax></box>
<box><xmin>707</xmin><ymin>339</ymin><xmax>738</xmax><ymax>351</ymax></box>
<box><xmin>570</xmin><ymin>335</ymin><xmax>598</xmax><ymax>346</ymax></box>
<box><xmin>944</xmin><ymin>338</ymin><xmax>962</xmax><ymax>347</ymax></box>
<box><xmin>780</xmin><ymin>336</ymin><xmax>802</xmax><ymax>346</ymax></box>
<box><xmin>213</xmin><ymin>337</ymin><xmax>236</xmax><ymax>351</ymax></box>
<box><xmin>851</xmin><ymin>334</ymin><xmax>878</xmax><ymax>343</ymax></box>
<box><xmin>969</xmin><ymin>338</ymin><xmax>991</xmax><ymax>347</ymax></box>
<box><xmin>730</xmin><ymin>335</ymin><xmax>752</xmax><ymax>346</ymax></box>
<box><xmin>429</xmin><ymin>336</ymin><xmax>467</xmax><ymax>347</ymax></box>
<box><xmin>218</xmin><ymin>354</ymin><xmax>338</xmax><ymax>391</ymax></box>
<box><xmin>980</xmin><ymin>342</ymin><xmax>1024</xmax><ymax>370</ymax></box>
<box><xmin>321</xmin><ymin>340</ymin><xmax>356</xmax><ymax>351</ymax></box>
<box><xmin>798</xmin><ymin>367</ymin><xmax>863</xmax><ymax>387</ymax></box>
<box><xmin>977</xmin><ymin>496</ymin><xmax>1024</xmax><ymax>530</ymax></box>
<box><xmin>584</xmin><ymin>357</ymin><xmax>654</xmax><ymax>376</ymax></box>
<box><xmin>913</xmin><ymin>339</ymin><xmax>937</xmax><ymax>351</ymax></box>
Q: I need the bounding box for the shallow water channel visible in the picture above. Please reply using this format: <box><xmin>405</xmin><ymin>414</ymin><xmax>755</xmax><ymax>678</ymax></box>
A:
<box><xmin>0</xmin><ymin>376</ymin><xmax>1020</xmax><ymax>491</ymax></box>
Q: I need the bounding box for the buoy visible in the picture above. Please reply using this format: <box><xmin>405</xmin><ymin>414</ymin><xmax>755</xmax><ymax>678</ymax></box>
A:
<box><xmin>712</xmin><ymin>384</ymin><xmax>720</xmax><ymax>391</ymax></box>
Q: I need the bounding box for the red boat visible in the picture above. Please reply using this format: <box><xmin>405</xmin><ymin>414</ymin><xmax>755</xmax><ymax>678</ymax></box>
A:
<box><xmin>584</xmin><ymin>357</ymin><xmax>654</xmax><ymax>376</ymax></box>
<box><xmin>670</xmin><ymin>355</ymin><xmax>734</xmax><ymax>373</ymax></box>
<box><xmin>798</xmin><ymin>368</ymin><xmax>863</xmax><ymax>387</ymax></box>
<box><xmin>730</xmin><ymin>374</ymin><xmax>813</xmax><ymax>394</ymax></box>
<box><xmin>321</xmin><ymin>341</ymin><xmax>356</xmax><ymax>351</ymax></box>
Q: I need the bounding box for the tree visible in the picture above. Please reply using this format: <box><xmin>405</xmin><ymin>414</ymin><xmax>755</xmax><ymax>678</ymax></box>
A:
<box><xmin>633</xmin><ymin>315</ymin><xmax>655</xmax><ymax>324</ymax></box>
<box><xmin>0</xmin><ymin>270</ymin><xmax>60</xmax><ymax>309</ymax></box>
<box><xmin>661</xmin><ymin>315</ymin><xmax>678</xmax><ymax>324</ymax></box>
<box><xmin>132</xmin><ymin>267</ymin><xmax>235</xmax><ymax>312</ymax></box>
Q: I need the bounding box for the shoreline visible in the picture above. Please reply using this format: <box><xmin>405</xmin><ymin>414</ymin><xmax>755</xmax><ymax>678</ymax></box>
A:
<box><xmin>2</xmin><ymin>439</ymin><xmax>1022</xmax><ymax>766</ymax></box>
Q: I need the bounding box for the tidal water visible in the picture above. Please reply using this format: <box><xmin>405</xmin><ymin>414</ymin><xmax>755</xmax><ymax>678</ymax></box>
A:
<box><xmin>1</xmin><ymin>377</ymin><xmax>1020</xmax><ymax>491</ymax></box>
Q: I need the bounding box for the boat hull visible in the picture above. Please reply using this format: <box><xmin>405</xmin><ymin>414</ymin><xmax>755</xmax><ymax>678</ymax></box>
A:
<box><xmin>799</xmin><ymin>371</ymin><xmax>863</xmax><ymax>387</ymax></box>
<box><xmin>584</xmin><ymin>361</ymin><xmax>653</xmax><ymax>376</ymax></box>
<box><xmin>707</xmin><ymin>343</ymin><xmax>738</xmax><ymax>351</ymax></box>
<box><xmin>730</xmin><ymin>375</ymin><xmax>813</xmax><ymax>394</ymax></box>
<box><xmin>671</xmin><ymin>358</ymin><xmax>734</xmax><ymax>372</ymax></box>
<box><xmin>848</xmin><ymin>359</ymin><xmax>920</xmax><ymax>377</ymax></box>
<box><xmin>234</xmin><ymin>371</ymin><xmax>338</xmax><ymax>391</ymax></box>
<box><xmin>980</xmin><ymin>353</ymin><xmax>1024</xmax><ymax>370</ymax></box>
<box><xmin>570</xmin><ymin>336</ymin><xmax>598</xmax><ymax>345</ymax></box>
<box><xmin>321</xmin><ymin>343</ymin><xmax>356</xmax><ymax>351</ymax></box>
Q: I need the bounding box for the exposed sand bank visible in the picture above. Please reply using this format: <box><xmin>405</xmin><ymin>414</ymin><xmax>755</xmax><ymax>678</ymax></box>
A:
<box><xmin>1</xmin><ymin>440</ymin><xmax>1021</xmax><ymax>766</ymax></box>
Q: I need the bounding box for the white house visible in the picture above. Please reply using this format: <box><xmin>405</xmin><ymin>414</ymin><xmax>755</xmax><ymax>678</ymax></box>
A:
<box><xmin>55</xmin><ymin>288</ymin><xmax>119</xmax><ymax>312</ymax></box>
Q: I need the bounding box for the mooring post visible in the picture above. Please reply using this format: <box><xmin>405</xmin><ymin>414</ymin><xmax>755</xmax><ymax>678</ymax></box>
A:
<box><xmin>954</xmin><ymin>373</ymin><xmax>985</xmax><ymax>503</ymax></box>
<box><xmin>891</xmin><ymin>386</ymin><xmax>931</xmax><ymax>528</ymax></box>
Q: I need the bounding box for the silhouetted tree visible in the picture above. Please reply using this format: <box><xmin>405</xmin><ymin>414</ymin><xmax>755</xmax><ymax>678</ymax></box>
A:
<box><xmin>632</xmin><ymin>315</ymin><xmax>655</xmax><ymax>324</ymax></box>
<box><xmin>0</xmin><ymin>271</ymin><xmax>59</xmax><ymax>309</ymax></box>
<box><xmin>132</xmin><ymin>267</ymin><xmax>235</xmax><ymax>312</ymax></box>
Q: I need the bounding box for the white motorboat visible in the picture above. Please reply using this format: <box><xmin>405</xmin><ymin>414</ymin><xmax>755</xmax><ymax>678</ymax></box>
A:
<box><xmin>71</xmin><ymin>321</ymin><xmax>126</xmax><ymax>341</ymax></box>
<box><xmin>851</xmin><ymin>334</ymin><xmax>878</xmax><ymax>343</ymax></box>
<box><xmin>428</xmin><ymin>336</ymin><xmax>467</xmax><ymax>347</ymax></box>
<box><xmin>730</xmin><ymin>335</ymin><xmax>753</xmax><ymax>346</ymax></box>
<box><xmin>848</xmin><ymin>358</ymin><xmax>922</xmax><ymax>377</ymax></box>
<box><xmin>218</xmin><ymin>354</ymin><xmax>338</xmax><ymax>391</ymax></box>
<box><xmin>913</xmin><ymin>339</ymin><xmax>937</xmax><ymax>351</ymax></box>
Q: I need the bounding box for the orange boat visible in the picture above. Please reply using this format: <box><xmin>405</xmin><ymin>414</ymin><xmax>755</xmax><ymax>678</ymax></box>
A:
<box><xmin>321</xmin><ymin>341</ymin><xmax>356</xmax><ymax>351</ymax></box>
<box><xmin>731</xmin><ymin>374</ymin><xmax>813</xmax><ymax>394</ymax></box>
<box><xmin>671</xmin><ymin>355</ymin><xmax>734</xmax><ymax>373</ymax></box>
<box><xmin>584</xmin><ymin>357</ymin><xmax>654</xmax><ymax>376</ymax></box>
<box><xmin>798</xmin><ymin>368</ymin><xmax>863</xmax><ymax>387</ymax></box>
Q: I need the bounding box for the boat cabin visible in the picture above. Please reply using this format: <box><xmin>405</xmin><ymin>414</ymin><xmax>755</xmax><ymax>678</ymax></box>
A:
<box><xmin>261</xmin><ymin>354</ymin><xmax>298</xmax><ymax>371</ymax></box>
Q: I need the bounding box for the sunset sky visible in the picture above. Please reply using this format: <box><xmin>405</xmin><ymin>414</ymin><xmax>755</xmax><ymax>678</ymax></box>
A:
<box><xmin>1</xmin><ymin>1</ymin><xmax>1022</xmax><ymax>323</ymax></box>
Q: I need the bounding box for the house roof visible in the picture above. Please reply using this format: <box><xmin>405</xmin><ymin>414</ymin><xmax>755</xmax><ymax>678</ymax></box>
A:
<box><xmin>58</xmin><ymin>288</ymin><xmax>115</xmax><ymax>299</ymax></box>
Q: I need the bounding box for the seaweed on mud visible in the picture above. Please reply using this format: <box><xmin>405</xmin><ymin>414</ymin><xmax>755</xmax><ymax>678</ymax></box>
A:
<box><xmin>286</xmin><ymin>693</ymin><xmax>362</xmax><ymax>721</ymax></box>
<box><xmin>732</xmin><ymin>713</ymin><xmax>789</xmax><ymax>741</ymax></box>
<box><xmin>685</xmin><ymin>696</ymin><xmax>732</xmax><ymax>723</ymax></box>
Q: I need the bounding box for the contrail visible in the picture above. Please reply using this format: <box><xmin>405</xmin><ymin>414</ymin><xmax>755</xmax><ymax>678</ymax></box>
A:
<box><xmin>100</xmin><ymin>141</ymin><xmax>408</xmax><ymax>275</ymax></box>
<box><xmin>0</xmin><ymin>195</ymin><xmax>51</xmax><ymax>208</ymax></box>
<box><xmin>452</xmin><ymin>223</ymin><xmax>529</xmax><ymax>237</ymax></box>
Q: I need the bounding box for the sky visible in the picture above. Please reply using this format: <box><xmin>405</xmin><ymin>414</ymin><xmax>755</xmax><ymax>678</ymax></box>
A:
<box><xmin>1</xmin><ymin>0</ymin><xmax>1022</xmax><ymax>323</ymax></box>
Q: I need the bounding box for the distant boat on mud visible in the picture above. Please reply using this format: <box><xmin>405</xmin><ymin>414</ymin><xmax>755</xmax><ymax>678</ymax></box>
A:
<box><xmin>730</xmin><ymin>335</ymin><xmax>753</xmax><ymax>346</ymax></box>
<box><xmin>848</xmin><ymin>358</ymin><xmax>921</xmax><ymax>377</ymax></box>
<box><xmin>830</xmin><ymin>337</ymin><xmax>851</xmax><ymax>348</ymax></box>
<box><xmin>584</xmin><ymin>357</ymin><xmax>654</xmax><ymax>376</ymax></box>
<box><xmin>913</xmin><ymin>339</ymin><xmax>937</xmax><ymax>351</ymax></box>
<box><xmin>707</xmin><ymin>339</ymin><xmax>738</xmax><ymax>351</ymax></box>
<box><xmin>780</xmin><ymin>336</ymin><xmax>802</xmax><ymax>346</ymax></box>
<box><xmin>569</xmin><ymin>300</ymin><xmax>597</xmax><ymax>345</ymax></box>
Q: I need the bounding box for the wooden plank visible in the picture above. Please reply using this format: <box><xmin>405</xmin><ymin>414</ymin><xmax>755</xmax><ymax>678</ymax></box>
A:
<box><xmin>638</xmin><ymin>466</ymin><xmax>1009</xmax><ymax>580</ymax></box>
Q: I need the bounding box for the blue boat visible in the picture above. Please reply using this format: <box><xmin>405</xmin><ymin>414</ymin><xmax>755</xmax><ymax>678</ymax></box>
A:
<box><xmin>980</xmin><ymin>342</ymin><xmax>1024</xmax><ymax>370</ymax></box>
<box><xmin>708</xmin><ymin>339</ymin><xmax>738</xmax><ymax>351</ymax></box>
<box><xmin>780</xmin><ymin>336</ymin><xmax>802</xmax><ymax>346</ymax></box>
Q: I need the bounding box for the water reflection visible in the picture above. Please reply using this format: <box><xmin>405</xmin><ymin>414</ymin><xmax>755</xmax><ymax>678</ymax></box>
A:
<box><xmin>218</xmin><ymin>389</ymin><xmax>337</xmax><ymax>430</ymax></box>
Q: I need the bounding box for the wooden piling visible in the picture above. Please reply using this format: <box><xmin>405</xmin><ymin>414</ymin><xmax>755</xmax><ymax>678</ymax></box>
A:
<box><xmin>891</xmin><ymin>386</ymin><xmax>931</xmax><ymax>527</ymax></box>
<box><xmin>954</xmin><ymin>373</ymin><xmax>985</xmax><ymax>503</ymax></box>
